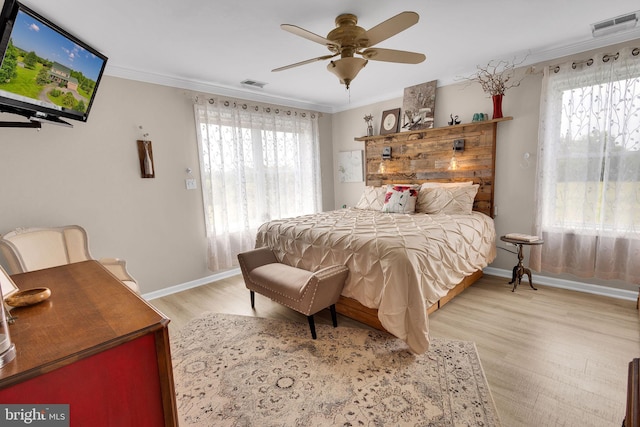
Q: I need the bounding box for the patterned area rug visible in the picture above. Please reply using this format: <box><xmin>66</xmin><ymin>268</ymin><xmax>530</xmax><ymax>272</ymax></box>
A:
<box><xmin>171</xmin><ymin>313</ymin><xmax>501</xmax><ymax>426</ymax></box>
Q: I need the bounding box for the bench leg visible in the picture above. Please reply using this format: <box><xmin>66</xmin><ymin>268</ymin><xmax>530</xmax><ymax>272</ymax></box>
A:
<box><xmin>307</xmin><ymin>315</ymin><xmax>317</xmax><ymax>339</ymax></box>
<box><xmin>250</xmin><ymin>290</ymin><xmax>255</xmax><ymax>309</ymax></box>
<box><xmin>330</xmin><ymin>304</ymin><xmax>338</xmax><ymax>327</ymax></box>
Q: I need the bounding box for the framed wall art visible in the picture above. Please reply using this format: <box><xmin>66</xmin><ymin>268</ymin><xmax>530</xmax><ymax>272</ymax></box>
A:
<box><xmin>402</xmin><ymin>80</ymin><xmax>437</xmax><ymax>130</ymax></box>
<box><xmin>337</xmin><ymin>150</ymin><xmax>364</xmax><ymax>183</ymax></box>
<box><xmin>380</xmin><ymin>108</ymin><xmax>400</xmax><ymax>135</ymax></box>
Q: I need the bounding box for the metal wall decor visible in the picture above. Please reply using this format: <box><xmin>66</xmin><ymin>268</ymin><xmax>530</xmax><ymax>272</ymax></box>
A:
<box><xmin>137</xmin><ymin>140</ymin><xmax>155</xmax><ymax>178</ymax></box>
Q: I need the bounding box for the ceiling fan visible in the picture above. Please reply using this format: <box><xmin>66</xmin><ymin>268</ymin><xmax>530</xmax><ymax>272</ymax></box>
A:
<box><xmin>272</xmin><ymin>11</ymin><xmax>426</xmax><ymax>89</ymax></box>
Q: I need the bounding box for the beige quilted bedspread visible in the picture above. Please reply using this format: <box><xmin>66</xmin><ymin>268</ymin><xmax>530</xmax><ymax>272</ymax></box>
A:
<box><xmin>255</xmin><ymin>208</ymin><xmax>496</xmax><ymax>353</ymax></box>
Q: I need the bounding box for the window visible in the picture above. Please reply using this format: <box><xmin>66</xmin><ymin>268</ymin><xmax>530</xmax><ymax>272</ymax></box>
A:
<box><xmin>532</xmin><ymin>47</ymin><xmax>640</xmax><ymax>282</ymax></box>
<box><xmin>194</xmin><ymin>99</ymin><xmax>322</xmax><ymax>272</ymax></box>
<box><xmin>542</xmin><ymin>73</ymin><xmax>640</xmax><ymax>233</ymax></box>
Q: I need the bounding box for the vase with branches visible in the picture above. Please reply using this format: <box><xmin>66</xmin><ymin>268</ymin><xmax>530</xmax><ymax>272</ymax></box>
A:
<box><xmin>364</xmin><ymin>114</ymin><xmax>374</xmax><ymax>136</ymax></box>
<box><xmin>464</xmin><ymin>57</ymin><xmax>526</xmax><ymax>119</ymax></box>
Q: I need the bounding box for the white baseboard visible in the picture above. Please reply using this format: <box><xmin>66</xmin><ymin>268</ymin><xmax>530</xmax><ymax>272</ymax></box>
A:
<box><xmin>143</xmin><ymin>266</ymin><xmax>637</xmax><ymax>303</ymax></box>
<box><xmin>483</xmin><ymin>267</ymin><xmax>638</xmax><ymax>301</ymax></box>
<box><xmin>143</xmin><ymin>268</ymin><xmax>241</xmax><ymax>301</ymax></box>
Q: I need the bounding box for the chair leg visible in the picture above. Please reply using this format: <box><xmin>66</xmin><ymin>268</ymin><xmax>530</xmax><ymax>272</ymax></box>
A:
<box><xmin>330</xmin><ymin>304</ymin><xmax>338</xmax><ymax>327</ymax></box>
<box><xmin>250</xmin><ymin>290</ymin><xmax>255</xmax><ymax>309</ymax></box>
<box><xmin>307</xmin><ymin>315</ymin><xmax>317</xmax><ymax>339</ymax></box>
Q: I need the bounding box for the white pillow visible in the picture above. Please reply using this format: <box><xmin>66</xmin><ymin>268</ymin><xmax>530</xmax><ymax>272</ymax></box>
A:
<box><xmin>420</xmin><ymin>181</ymin><xmax>474</xmax><ymax>189</ymax></box>
<box><xmin>381</xmin><ymin>184</ymin><xmax>420</xmax><ymax>214</ymax></box>
<box><xmin>416</xmin><ymin>184</ymin><xmax>479</xmax><ymax>214</ymax></box>
<box><xmin>355</xmin><ymin>186</ymin><xmax>387</xmax><ymax>210</ymax></box>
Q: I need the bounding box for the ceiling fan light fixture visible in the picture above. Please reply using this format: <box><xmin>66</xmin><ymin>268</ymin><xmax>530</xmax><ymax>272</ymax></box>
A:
<box><xmin>327</xmin><ymin>57</ymin><xmax>368</xmax><ymax>89</ymax></box>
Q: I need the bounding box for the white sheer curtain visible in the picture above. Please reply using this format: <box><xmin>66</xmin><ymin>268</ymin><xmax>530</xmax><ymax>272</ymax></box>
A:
<box><xmin>531</xmin><ymin>46</ymin><xmax>640</xmax><ymax>283</ymax></box>
<box><xmin>194</xmin><ymin>97</ymin><xmax>322</xmax><ymax>272</ymax></box>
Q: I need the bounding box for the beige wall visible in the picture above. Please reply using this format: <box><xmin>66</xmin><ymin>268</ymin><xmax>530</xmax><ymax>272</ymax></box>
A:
<box><xmin>2</xmin><ymin>39</ymin><xmax>637</xmax><ymax>296</ymax></box>
<box><xmin>0</xmin><ymin>76</ymin><xmax>335</xmax><ymax>294</ymax></box>
<box><xmin>331</xmin><ymin>41</ymin><xmax>639</xmax><ymax>293</ymax></box>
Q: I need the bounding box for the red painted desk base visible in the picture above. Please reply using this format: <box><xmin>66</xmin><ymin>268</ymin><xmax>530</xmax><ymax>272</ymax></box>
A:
<box><xmin>0</xmin><ymin>334</ymin><xmax>164</xmax><ymax>427</ymax></box>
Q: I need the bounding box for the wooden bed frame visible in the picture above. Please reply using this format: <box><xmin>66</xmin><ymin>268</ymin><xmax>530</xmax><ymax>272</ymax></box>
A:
<box><xmin>336</xmin><ymin>270</ymin><xmax>484</xmax><ymax>331</ymax></box>
<box><xmin>333</xmin><ymin>118</ymin><xmax>511</xmax><ymax>330</ymax></box>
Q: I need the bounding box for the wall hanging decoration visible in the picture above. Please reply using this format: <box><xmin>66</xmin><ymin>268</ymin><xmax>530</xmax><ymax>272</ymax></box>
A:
<box><xmin>402</xmin><ymin>80</ymin><xmax>437</xmax><ymax>130</ymax></box>
<box><xmin>137</xmin><ymin>139</ymin><xmax>155</xmax><ymax>178</ymax></box>
<box><xmin>337</xmin><ymin>150</ymin><xmax>364</xmax><ymax>183</ymax></box>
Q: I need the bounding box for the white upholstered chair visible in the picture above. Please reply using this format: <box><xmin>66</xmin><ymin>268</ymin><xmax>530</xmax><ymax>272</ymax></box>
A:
<box><xmin>0</xmin><ymin>225</ymin><xmax>139</xmax><ymax>293</ymax></box>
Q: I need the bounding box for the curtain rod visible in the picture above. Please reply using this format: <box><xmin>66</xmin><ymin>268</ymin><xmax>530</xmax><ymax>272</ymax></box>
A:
<box><xmin>551</xmin><ymin>46</ymin><xmax>639</xmax><ymax>73</ymax></box>
<box><xmin>193</xmin><ymin>95</ymin><xmax>321</xmax><ymax>118</ymax></box>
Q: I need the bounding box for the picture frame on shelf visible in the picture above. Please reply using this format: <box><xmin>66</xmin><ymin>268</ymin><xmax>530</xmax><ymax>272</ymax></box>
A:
<box><xmin>402</xmin><ymin>80</ymin><xmax>436</xmax><ymax>130</ymax></box>
<box><xmin>380</xmin><ymin>108</ymin><xmax>400</xmax><ymax>135</ymax></box>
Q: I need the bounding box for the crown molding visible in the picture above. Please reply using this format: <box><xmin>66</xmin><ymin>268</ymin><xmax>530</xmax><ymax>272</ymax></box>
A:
<box><xmin>104</xmin><ymin>65</ymin><xmax>335</xmax><ymax>114</ymax></box>
<box><xmin>105</xmin><ymin>30</ymin><xmax>640</xmax><ymax>115</ymax></box>
<box><xmin>438</xmin><ymin>30</ymin><xmax>640</xmax><ymax>88</ymax></box>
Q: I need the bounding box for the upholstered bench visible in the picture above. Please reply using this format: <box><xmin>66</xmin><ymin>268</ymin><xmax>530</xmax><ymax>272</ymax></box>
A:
<box><xmin>237</xmin><ymin>247</ymin><xmax>349</xmax><ymax>339</ymax></box>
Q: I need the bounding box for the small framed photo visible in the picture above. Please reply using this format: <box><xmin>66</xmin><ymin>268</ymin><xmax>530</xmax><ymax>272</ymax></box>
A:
<box><xmin>380</xmin><ymin>108</ymin><xmax>401</xmax><ymax>135</ymax></box>
<box><xmin>0</xmin><ymin>266</ymin><xmax>19</xmax><ymax>300</ymax></box>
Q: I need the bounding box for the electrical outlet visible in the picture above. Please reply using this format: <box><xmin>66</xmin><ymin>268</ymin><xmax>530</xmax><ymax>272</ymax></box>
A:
<box><xmin>185</xmin><ymin>178</ymin><xmax>197</xmax><ymax>190</ymax></box>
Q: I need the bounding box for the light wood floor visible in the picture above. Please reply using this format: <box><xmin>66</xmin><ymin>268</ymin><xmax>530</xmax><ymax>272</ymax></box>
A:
<box><xmin>150</xmin><ymin>274</ymin><xmax>639</xmax><ymax>427</ymax></box>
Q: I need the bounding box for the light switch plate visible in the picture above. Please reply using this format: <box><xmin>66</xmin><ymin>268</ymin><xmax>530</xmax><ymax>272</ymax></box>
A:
<box><xmin>185</xmin><ymin>178</ymin><xmax>197</xmax><ymax>190</ymax></box>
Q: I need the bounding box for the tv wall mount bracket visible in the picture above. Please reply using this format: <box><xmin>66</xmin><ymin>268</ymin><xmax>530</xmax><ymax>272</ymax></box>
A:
<box><xmin>0</xmin><ymin>106</ymin><xmax>72</xmax><ymax>129</ymax></box>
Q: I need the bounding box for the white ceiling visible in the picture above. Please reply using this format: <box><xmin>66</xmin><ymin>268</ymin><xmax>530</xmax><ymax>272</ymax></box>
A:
<box><xmin>19</xmin><ymin>0</ymin><xmax>640</xmax><ymax>113</ymax></box>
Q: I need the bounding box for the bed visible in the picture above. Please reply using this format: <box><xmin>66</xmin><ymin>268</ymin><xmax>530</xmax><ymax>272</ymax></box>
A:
<box><xmin>256</xmin><ymin>119</ymin><xmax>507</xmax><ymax>353</ymax></box>
<box><xmin>256</xmin><ymin>185</ymin><xmax>496</xmax><ymax>353</ymax></box>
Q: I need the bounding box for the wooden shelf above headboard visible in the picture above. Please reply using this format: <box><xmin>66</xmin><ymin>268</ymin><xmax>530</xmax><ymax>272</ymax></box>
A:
<box><xmin>355</xmin><ymin>117</ymin><xmax>512</xmax><ymax>217</ymax></box>
<box><xmin>354</xmin><ymin>117</ymin><xmax>512</xmax><ymax>142</ymax></box>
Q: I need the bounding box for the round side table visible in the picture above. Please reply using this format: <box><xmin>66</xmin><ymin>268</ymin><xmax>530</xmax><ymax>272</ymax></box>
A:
<box><xmin>500</xmin><ymin>236</ymin><xmax>544</xmax><ymax>292</ymax></box>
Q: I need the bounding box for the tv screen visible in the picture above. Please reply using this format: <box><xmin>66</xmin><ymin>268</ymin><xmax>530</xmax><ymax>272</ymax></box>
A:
<box><xmin>0</xmin><ymin>0</ymin><xmax>107</xmax><ymax>124</ymax></box>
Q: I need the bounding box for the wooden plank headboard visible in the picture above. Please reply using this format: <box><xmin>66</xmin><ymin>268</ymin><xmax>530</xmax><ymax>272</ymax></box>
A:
<box><xmin>355</xmin><ymin>117</ymin><xmax>512</xmax><ymax>217</ymax></box>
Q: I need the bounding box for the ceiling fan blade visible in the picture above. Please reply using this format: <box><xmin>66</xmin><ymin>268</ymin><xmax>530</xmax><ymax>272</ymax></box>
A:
<box><xmin>272</xmin><ymin>53</ymin><xmax>339</xmax><ymax>72</ymax></box>
<box><xmin>281</xmin><ymin>24</ymin><xmax>340</xmax><ymax>49</ymax></box>
<box><xmin>364</xmin><ymin>11</ymin><xmax>419</xmax><ymax>47</ymax></box>
<box><xmin>360</xmin><ymin>48</ymin><xmax>425</xmax><ymax>64</ymax></box>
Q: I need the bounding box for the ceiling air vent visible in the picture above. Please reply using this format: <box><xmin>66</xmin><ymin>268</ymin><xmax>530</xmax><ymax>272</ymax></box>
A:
<box><xmin>241</xmin><ymin>79</ymin><xmax>267</xmax><ymax>89</ymax></box>
<box><xmin>591</xmin><ymin>11</ymin><xmax>639</xmax><ymax>37</ymax></box>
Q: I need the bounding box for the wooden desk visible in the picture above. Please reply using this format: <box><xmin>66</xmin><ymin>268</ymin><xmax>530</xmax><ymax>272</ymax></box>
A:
<box><xmin>0</xmin><ymin>260</ymin><xmax>178</xmax><ymax>427</ymax></box>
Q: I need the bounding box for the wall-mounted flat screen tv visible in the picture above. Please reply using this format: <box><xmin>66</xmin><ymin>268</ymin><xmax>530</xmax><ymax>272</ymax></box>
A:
<box><xmin>0</xmin><ymin>0</ymin><xmax>107</xmax><ymax>125</ymax></box>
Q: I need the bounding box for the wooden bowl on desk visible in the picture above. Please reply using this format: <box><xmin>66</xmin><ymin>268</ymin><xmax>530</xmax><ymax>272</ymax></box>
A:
<box><xmin>4</xmin><ymin>287</ymin><xmax>51</xmax><ymax>307</ymax></box>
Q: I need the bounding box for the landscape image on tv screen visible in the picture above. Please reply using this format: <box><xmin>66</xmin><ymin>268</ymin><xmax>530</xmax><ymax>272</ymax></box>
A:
<box><xmin>0</xmin><ymin>8</ymin><xmax>106</xmax><ymax>118</ymax></box>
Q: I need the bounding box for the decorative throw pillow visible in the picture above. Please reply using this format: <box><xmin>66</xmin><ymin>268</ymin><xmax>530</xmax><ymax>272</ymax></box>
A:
<box><xmin>416</xmin><ymin>184</ymin><xmax>479</xmax><ymax>214</ymax></box>
<box><xmin>355</xmin><ymin>186</ymin><xmax>387</xmax><ymax>210</ymax></box>
<box><xmin>381</xmin><ymin>184</ymin><xmax>420</xmax><ymax>214</ymax></box>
